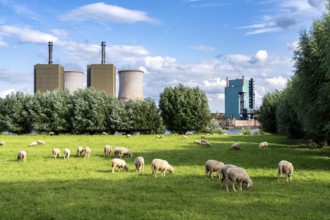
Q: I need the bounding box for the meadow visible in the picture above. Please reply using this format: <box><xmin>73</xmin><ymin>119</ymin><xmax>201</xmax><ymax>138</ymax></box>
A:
<box><xmin>0</xmin><ymin>134</ymin><xmax>329</xmax><ymax>220</ymax></box>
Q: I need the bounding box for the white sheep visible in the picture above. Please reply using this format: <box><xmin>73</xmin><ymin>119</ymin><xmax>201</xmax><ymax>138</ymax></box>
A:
<box><xmin>156</xmin><ymin>135</ymin><xmax>163</xmax><ymax>139</ymax></box>
<box><xmin>104</xmin><ymin>145</ymin><xmax>113</xmax><ymax>157</ymax></box>
<box><xmin>181</xmin><ymin>135</ymin><xmax>188</xmax><ymax>140</ymax></box>
<box><xmin>52</xmin><ymin>148</ymin><xmax>61</xmax><ymax>159</ymax></box>
<box><xmin>83</xmin><ymin>147</ymin><xmax>91</xmax><ymax>158</ymax></box>
<box><xmin>37</xmin><ymin>140</ymin><xmax>45</xmax><ymax>145</ymax></box>
<box><xmin>17</xmin><ymin>150</ymin><xmax>27</xmax><ymax>161</ymax></box>
<box><xmin>230</xmin><ymin>142</ymin><xmax>240</xmax><ymax>150</ymax></box>
<box><xmin>218</xmin><ymin>164</ymin><xmax>238</xmax><ymax>184</ymax></box>
<box><xmin>49</xmin><ymin>131</ymin><xmax>55</xmax><ymax>136</ymax></box>
<box><xmin>201</xmin><ymin>140</ymin><xmax>212</xmax><ymax>147</ymax></box>
<box><xmin>201</xmin><ymin>135</ymin><xmax>206</xmax><ymax>139</ymax></box>
<box><xmin>64</xmin><ymin>148</ymin><xmax>71</xmax><ymax>160</ymax></box>
<box><xmin>102</xmin><ymin>132</ymin><xmax>108</xmax><ymax>135</ymax></box>
<box><xmin>277</xmin><ymin>160</ymin><xmax>294</xmax><ymax>182</ymax></box>
<box><xmin>76</xmin><ymin>146</ymin><xmax>84</xmax><ymax>157</ymax></box>
<box><xmin>151</xmin><ymin>159</ymin><xmax>174</xmax><ymax>177</ymax></box>
<box><xmin>225</xmin><ymin>167</ymin><xmax>253</xmax><ymax>192</ymax></box>
<box><xmin>28</xmin><ymin>141</ymin><xmax>37</xmax><ymax>147</ymax></box>
<box><xmin>205</xmin><ymin>159</ymin><xmax>225</xmax><ymax>178</ymax></box>
<box><xmin>134</xmin><ymin>156</ymin><xmax>145</xmax><ymax>173</ymax></box>
<box><xmin>114</xmin><ymin>147</ymin><xmax>132</xmax><ymax>158</ymax></box>
<box><xmin>111</xmin><ymin>158</ymin><xmax>128</xmax><ymax>173</ymax></box>
<box><xmin>194</xmin><ymin>140</ymin><xmax>201</xmax><ymax>145</ymax></box>
<box><xmin>126</xmin><ymin>134</ymin><xmax>132</xmax><ymax>138</ymax></box>
<box><xmin>259</xmin><ymin>141</ymin><xmax>268</xmax><ymax>149</ymax></box>
<box><xmin>0</xmin><ymin>141</ymin><xmax>5</xmax><ymax>146</ymax></box>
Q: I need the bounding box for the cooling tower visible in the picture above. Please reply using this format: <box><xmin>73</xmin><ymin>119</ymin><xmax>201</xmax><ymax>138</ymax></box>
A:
<box><xmin>64</xmin><ymin>71</ymin><xmax>83</xmax><ymax>93</ymax></box>
<box><xmin>118</xmin><ymin>70</ymin><xmax>144</xmax><ymax>101</ymax></box>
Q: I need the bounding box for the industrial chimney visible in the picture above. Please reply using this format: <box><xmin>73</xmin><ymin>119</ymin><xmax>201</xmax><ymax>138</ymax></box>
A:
<box><xmin>48</xmin><ymin>41</ymin><xmax>53</xmax><ymax>64</ymax></box>
<box><xmin>101</xmin><ymin>41</ymin><xmax>106</xmax><ymax>64</ymax></box>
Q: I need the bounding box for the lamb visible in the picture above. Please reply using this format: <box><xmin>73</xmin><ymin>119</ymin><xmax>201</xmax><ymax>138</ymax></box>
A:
<box><xmin>0</xmin><ymin>141</ymin><xmax>5</xmax><ymax>146</ymax></box>
<box><xmin>83</xmin><ymin>147</ymin><xmax>91</xmax><ymax>158</ymax></box>
<box><xmin>277</xmin><ymin>160</ymin><xmax>294</xmax><ymax>182</ymax></box>
<box><xmin>114</xmin><ymin>147</ymin><xmax>132</xmax><ymax>158</ymax></box>
<box><xmin>76</xmin><ymin>146</ymin><xmax>84</xmax><ymax>157</ymax></box>
<box><xmin>64</xmin><ymin>148</ymin><xmax>70</xmax><ymax>160</ymax></box>
<box><xmin>111</xmin><ymin>158</ymin><xmax>128</xmax><ymax>173</ymax></box>
<box><xmin>17</xmin><ymin>150</ymin><xmax>27</xmax><ymax>161</ymax></box>
<box><xmin>230</xmin><ymin>142</ymin><xmax>240</xmax><ymax>150</ymax></box>
<box><xmin>259</xmin><ymin>141</ymin><xmax>268</xmax><ymax>149</ymax></box>
<box><xmin>104</xmin><ymin>145</ymin><xmax>113</xmax><ymax>157</ymax></box>
<box><xmin>37</xmin><ymin>140</ymin><xmax>45</xmax><ymax>145</ymax></box>
<box><xmin>52</xmin><ymin>148</ymin><xmax>61</xmax><ymax>159</ymax></box>
<box><xmin>151</xmin><ymin>159</ymin><xmax>174</xmax><ymax>177</ymax></box>
<box><xmin>28</xmin><ymin>141</ymin><xmax>37</xmax><ymax>147</ymax></box>
<box><xmin>205</xmin><ymin>159</ymin><xmax>225</xmax><ymax>178</ymax></box>
<box><xmin>225</xmin><ymin>167</ymin><xmax>253</xmax><ymax>192</ymax></box>
<box><xmin>134</xmin><ymin>156</ymin><xmax>145</xmax><ymax>173</ymax></box>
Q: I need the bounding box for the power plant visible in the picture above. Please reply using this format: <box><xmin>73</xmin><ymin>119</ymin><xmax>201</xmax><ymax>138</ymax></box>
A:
<box><xmin>118</xmin><ymin>70</ymin><xmax>144</xmax><ymax>101</ymax></box>
<box><xmin>64</xmin><ymin>71</ymin><xmax>84</xmax><ymax>93</ymax></box>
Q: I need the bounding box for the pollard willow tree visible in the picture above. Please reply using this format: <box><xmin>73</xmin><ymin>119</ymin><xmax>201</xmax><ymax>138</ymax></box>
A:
<box><xmin>159</xmin><ymin>84</ymin><xmax>211</xmax><ymax>134</ymax></box>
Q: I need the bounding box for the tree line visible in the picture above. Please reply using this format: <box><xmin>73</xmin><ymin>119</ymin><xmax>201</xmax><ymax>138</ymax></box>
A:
<box><xmin>259</xmin><ymin>5</ymin><xmax>330</xmax><ymax>146</ymax></box>
<box><xmin>0</xmin><ymin>85</ymin><xmax>211</xmax><ymax>135</ymax></box>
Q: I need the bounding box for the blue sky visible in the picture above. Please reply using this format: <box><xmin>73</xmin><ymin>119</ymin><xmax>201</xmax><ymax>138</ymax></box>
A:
<box><xmin>0</xmin><ymin>0</ymin><xmax>326</xmax><ymax>112</ymax></box>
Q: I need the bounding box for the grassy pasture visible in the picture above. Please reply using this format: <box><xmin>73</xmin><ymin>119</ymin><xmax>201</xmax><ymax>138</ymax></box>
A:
<box><xmin>0</xmin><ymin>134</ymin><xmax>329</xmax><ymax>220</ymax></box>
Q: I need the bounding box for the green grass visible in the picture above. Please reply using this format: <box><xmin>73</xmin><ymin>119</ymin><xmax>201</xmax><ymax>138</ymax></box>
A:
<box><xmin>0</xmin><ymin>134</ymin><xmax>329</xmax><ymax>220</ymax></box>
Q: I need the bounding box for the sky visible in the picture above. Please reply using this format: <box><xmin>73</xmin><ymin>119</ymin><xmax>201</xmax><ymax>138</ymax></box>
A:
<box><xmin>0</xmin><ymin>0</ymin><xmax>327</xmax><ymax>113</ymax></box>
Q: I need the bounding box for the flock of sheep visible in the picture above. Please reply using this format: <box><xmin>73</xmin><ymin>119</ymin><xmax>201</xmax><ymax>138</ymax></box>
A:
<box><xmin>5</xmin><ymin>135</ymin><xmax>294</xmax><ymax>192</ymax></box>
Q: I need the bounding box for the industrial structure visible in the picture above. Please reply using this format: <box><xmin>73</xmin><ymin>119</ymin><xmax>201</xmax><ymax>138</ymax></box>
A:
<box><xmin>118</xmin><ymin>70</ymin><xmax>144</xmax><ymax>101</ymax></box>
<box><xmin>64</xmin><ymin>71</ymin><xmax>84</xmax><ymax>93</ymax></box>
<box><xmin>224</xmin><ymin>76</ymin><xmax>255</xmax><ymax>119</ymax></box>
<box><xmin>87</xmin><ymin>41</ymin><xmax>116</xmax><ymax>97</ymax></box>
<box><xmin>34</xmin><ymin>42</ymin><xmax>64</xmax><ymax>93</ymax></box>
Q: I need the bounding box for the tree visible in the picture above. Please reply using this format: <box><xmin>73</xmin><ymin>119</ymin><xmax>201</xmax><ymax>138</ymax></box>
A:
<box><xmin>159</xmin><ymin>84</ymin><xmax>211</xmax><ymax>134</ymax></box>
<box><xmin>259</xmin><ymin>91</ymin><xmax>281</xmax><ymax>134</ymax></box>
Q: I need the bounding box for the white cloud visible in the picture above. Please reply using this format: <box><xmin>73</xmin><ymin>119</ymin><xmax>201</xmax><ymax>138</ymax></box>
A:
<box><xmin>190</xmin><ymin>44</ymin><xmax>215</xmax><ymax>52</ymax></box>
<box><xmin>287</xmin><ymin>40</ymin><xmax>299</xmax><ymax>52</ymax></box>
<box><xmin>61</xmin><ymin>2</ymin><xmax>157</xmax><ymax>24</ymax></box>
<box><xmin>255</xmin><ymin>50</ymin><xmax>268</xmax><ymax>62</ymax></box>
<box><xmin>265</xmin><ymin>76</ymin><xmax>288</xmax><ymax>88</ymax></box>
<box><xmin>0</xmin><ymin>88</ymin><xmax>16</xmax><ymax>98</ymax></box>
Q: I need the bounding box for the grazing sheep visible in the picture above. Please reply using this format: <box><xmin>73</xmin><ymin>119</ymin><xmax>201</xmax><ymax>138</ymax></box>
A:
<box><xmin>151</xmin><ymin>159</ymin><xmax>174</xmax><ymax>177</ymax></box>
<box><xmin>37</xmin><ymin>140</ymin><xmax>45</xmax><ymax>145</ymax></box>
<box><xmin>259</xmin><ymin>141</ymin><xmax>268</xmax><ymax>149</ymax></box>
<box><xmin>194</xmin><ymin>140</ymin><xmax>201</xmax><ymax>145</ymax></box>
<box><xmin>156</xmin><ymin>135</ymin><xmax>163</xmax><ymax>139</ymax></box>
<box><xmin>104</xmin><ymin>145</ymin><xmax>113</xmax><ymax>157</ymax></box>
<box><xmin>83</xmin><ymin>147</ymin><xmax>91</xmax><ymax>158</ymax></box>
<box><xmin>126</xmin><ymin>134</ymin><xmax>132</xmax><ymax>138</ymax></box>
<box><xmin>64</xmin><ymin>148</ymin><xmax>70</xmax><ymax>160</ymax></box>
<box><xmin>102</xmin><ymin>132</ymin><xmax>108</xmax><ymax>135</ymax></box>
<box><xmin>0</xmin><ymin>141</ymin><xmax>5</xmax><ymax>146</ymax></box>
<box><xmin>277</xmin><ymin>160</ymin><xmax>294</xmax><ymax>182</ymax></box>
<box><xmin>219</xmin><ymin>164</ymin><xmax>238</xmax><ymax>184</ymax></box>
<box><xmin>230</xmin><ymin>142</ymin><xmax>240</xmax><ymax>150</ymax></box>
<box><xmin>225</xmin><ymin>167</ymin><xmax>253</xmax><ymax>192</ymax></box>
<box><xmin>205</xmin><ymin>160</ymin><xmax>225</xmax><ymax>178</ymax></box>
<box><xmin>76</xmin><ymin>146</ymin><xmax>84</xmax><ymax>157</ymax></box>
<box><xmin>201</xmin><ymin>140</ymin><xmax>212</xmax><ymax>147</ymax></box>
<box><xmin>134</xmin><ymin>156</ymin><xmax>145</xmax><ymax>173</ymax></box>
<box><xmin>201</xmin><ymin>135</ymin><xmax>206</xmax><ymax>139</ymax></box>
<box><xmin>181</xmin><ymin>135</ymin><xmax>188</xmax><ymax>140</ymax></box>
<box><xmin>17</xmin><ymin>150</ymin><xmax>27</xmax><ymax>161</ymax></box>
<box><xmin>49</xmin><ymin>131</ymin><xmax>55</xmax><ymax>136</ymax></box>
<box><xmin>52</xmin><ymin>148</ymin><xmax>61</xmax><ymax>159</ymax></box>
<box><xmin>28</xmin><ymin>141</ymin><xmax>37</xmax><ymax>147</ymax></box>
<box><xmin>114</xmin><ymin>147</ymin><xmax>132</xmax><ymax>158</ymax></box>
<box><xmin>111</xmin><ymin>158</ymin><xmax>128</xmax><ymax>173</ymax></box>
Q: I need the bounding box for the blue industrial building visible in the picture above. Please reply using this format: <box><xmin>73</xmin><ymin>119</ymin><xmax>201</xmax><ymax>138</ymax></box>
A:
<box><xmin>225</xmin><ymin>76</ymin><xmax>255</xmax><ymax>119</ymax></box>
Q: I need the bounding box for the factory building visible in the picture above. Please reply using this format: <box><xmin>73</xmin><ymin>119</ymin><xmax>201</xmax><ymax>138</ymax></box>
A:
<box><xmin>118</xmin><ymin>70</ymin><xmax>144</xmax><ymax>101</ymax></box>
<box><xmin>225</xmin><ymin>76</ymin><xmax>255</xmax><ymax>119</ymax></box>
<box><xmin>87</xmin><ymin>42</ymin><xmax>116</xmax><ymax>97</ymax></box>
<box><xmin>64</xmin><ymin>71</ymin><xmax>83</xmax><ymax>93</ymax></box>
<box><xmin>34</xmin><ymin>42</ymin><xmax>64</xmax><ymax>93</ymax></box>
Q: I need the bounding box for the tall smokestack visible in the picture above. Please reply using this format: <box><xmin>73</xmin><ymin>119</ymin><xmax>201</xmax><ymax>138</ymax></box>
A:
<box><xmin>226</xmin><ymin>77</ymin><xmax>228</xmax><ymax>87</ymax></box>
<box><xmin>242</xmin><ymin>75</ymin><xmax>244</xmax><ymax>86</ymax></box>
<box><xmin>48</xmin><ymin>41</ymin><xmax>53</xmax><ymax>64</ymax></box>
<box><xmin>101</xmin><ymin>41</ymin><xmax>106</xmax><ymax>64</ymax></box>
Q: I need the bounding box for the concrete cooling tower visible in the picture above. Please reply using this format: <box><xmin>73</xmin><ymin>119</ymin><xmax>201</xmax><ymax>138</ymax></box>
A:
<box><xmin>64</xmin><ymin>71</ymin><xmax>83</xmax><ymax>93</ymax></box>
<box><xmin>118</xmin><ymin>70</ymin><xmax>144</xmax><ymax>101</ymax></box>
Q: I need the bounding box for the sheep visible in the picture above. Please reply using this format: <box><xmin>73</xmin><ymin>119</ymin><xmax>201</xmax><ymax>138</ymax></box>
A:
<box><xmin>277</xmin><ymin>160</ymin><xmax>294</xmax><ymax>182</ymax></box>
<box><xmin>219</xmin><ymin>164</ymin><xmax>238</xmax><ymax>184</ymax></box>
<box><xmin>49</xmin><ymin>131</ymin><xmax>55</xmax><ymax>136</ymax></box>
<box><xmin>0</xmin><ymin>141</ymin><xmax>5</xmax><ymax>146</ymax></box>
<box><xmin>104</xmin><ymin>145</ymin><xmax>113</xmax><ymax>157</ymax></box>
<box><xmin>83</xmin><ymin>147</ymin><xmax>91</xmax><ymax>158</ymax></box>
<box><xmin>37</xmin><ymin>140</ymin><xmax>45</xmax><ymax>145</ymax></box>
<box><xmin>111</xmin><ymin>158</ymin><xmax>128</xmax><ymax>173</ymax></box>
<box><xmin>259</xmin><ymin>141</ymin><xmax>268</xmax><ymax>149</ymax></box>
<box><xmin>194</xmin><ymin>140</ymin><xmax>201</xmax><ymax>145</ymax></box>
<box><xmin>126</xmin><ymin>134</ymin><xmax>132</xmax><ymax>138</ymax></box>
<box><xmin>201</xmin><ymin>135</ymin><xmax>206</xmax><ymax>139</ymax></box>
<box><xmin>102</xmin><ymin>132</ymin><xmax>108</xmax><ymax>135</ymax></box>
<box><xmin>52</xmin><ymin>148</ymin><xmax>61</xmax><ymax>159</ymax></box>
<box><xmin>151</xmin><ymin>159</ymin><xmax>174</xmax><ymax>177</ymax></box>
<box><xmin>114</xmin><ymin>147</ymin><xmax>132</xmax><ymax>158</ymax></box>
<box><xmin>76</xmin><ymin>146</ymin><xmax>84</xmax><ymax>157</ymax></box>
<box><xmin>230</xmin><ymin>142</ymin><xmax>240</xmax><ymax>150</ymax></box>
<box><xmin>225</xmin><ymin>167</ymin><xmax>253</xmax><ymax>192</ymax></box>
<box><xmin>205</xmin><ymin>159</ymin><xmax>225</xmax><ymax>178</ymax></box>
<box><xmin>134</xmin><ymin>156</ymin><xmax>145</xmax><ymax>173</ymax></box>
<box><xmin>181</xmin><ymin>135</ymin><xmax>188</xmax><ymax>140</ymax></box>
<box><xmin>156</xmin><ymin>135</ymin><xmax>163</xmax><ymax>139</ymax></box>
<box><xmin>201</xmin><ymin>140</ymin><xmax>212</xmax><ymax>147</ymax></box>
<box><xmin>64</xmin><ymin>148</ymin><xmax>70</xmax><ymax>160</ymax></box>
<box><xmin>28</xmin><ymin>141</ymin><xmax>37</xmax><ymax>147</ymax></box>
<box><xmin>17</xmin><ymin>150</ymin><xmax>27</xmax><ymax>161</ymax></box>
